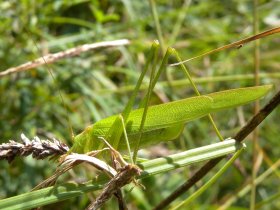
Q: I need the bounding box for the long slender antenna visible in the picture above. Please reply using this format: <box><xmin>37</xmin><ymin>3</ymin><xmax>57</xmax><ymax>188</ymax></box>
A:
<box><xmin>170</xmin><ymin>26</ymin><xmax>280</xmax><ymax>66</ymax></box>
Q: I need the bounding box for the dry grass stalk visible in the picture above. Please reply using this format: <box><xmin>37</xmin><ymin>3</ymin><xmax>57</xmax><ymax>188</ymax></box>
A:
<box><xmin>0</xmin><ymin>133</ymin><xmax>69</xmax><ymax>162</ymax></box>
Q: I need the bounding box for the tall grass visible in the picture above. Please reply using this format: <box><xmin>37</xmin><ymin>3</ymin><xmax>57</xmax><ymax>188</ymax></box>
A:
<box><xmin>0</xmin><ymin>1</ymin><xmax>279</xmax><ymax>209</ymax></box>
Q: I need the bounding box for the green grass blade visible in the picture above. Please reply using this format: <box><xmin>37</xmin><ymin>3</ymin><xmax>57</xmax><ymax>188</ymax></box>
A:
<box><xmin>149</xmin><ymin>0</ymin><xmax>165</xmax><ymax>52</ymax></box>
<box><xmin>0</xmin><ymin>181</ymin><xmax>106</xmax><ymax>210</ymax></box>
<box><xmin>0</xmin><ymin>140</ymin><xmax>241</xmax><ymax>210</ymax></box>
<box><xmin>138</xmin><ymin>139</ymin><xmax>241</xmax><ymax>178</ymax></box>
<box><xmin>170</xmin><ymin>143</ymin><xmax>246</xmax><ymax>210</ymax></box>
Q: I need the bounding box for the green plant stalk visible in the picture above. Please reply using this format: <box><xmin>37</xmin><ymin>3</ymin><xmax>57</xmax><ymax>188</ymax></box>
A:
<box><xmin>139</xmin><ymin>139</ymin><xmax>239</xmax><ymax>177</ymax></box>
<box><xmin>251</xmin><ymin>0</ymin><xmax>260</xmax><ymax>209</ymax></box>
<box><xmin>149</xmin><ymin>0</ymin><xmax>165</xmax><ymax>52</ymax></box>
<box><xmin>170</xmin><ymin>143</ymin><xmax>246</xmax><ymax>210</ymax></box>
<box><xmin>0</xmin><ymin>139</ymin><xmax>241</xmax><ymax>210</ymax></box>
<box><xmin>0</xmin><ymin>181</ymin><xmax>106</xmax><ymax>210</ymax></box>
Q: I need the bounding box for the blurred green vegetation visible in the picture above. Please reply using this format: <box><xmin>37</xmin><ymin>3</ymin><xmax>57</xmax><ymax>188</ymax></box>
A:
<box><xmin>0</xmin><ymin>0</ymin><xmax>279</xmax><ymax>209</ymax></box>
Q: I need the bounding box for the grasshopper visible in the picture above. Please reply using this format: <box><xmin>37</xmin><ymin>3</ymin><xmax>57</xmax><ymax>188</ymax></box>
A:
<box><xmin>69</xmin><ymin>41</ymin><xmax>272</xmax><ymax>161</ymax></box>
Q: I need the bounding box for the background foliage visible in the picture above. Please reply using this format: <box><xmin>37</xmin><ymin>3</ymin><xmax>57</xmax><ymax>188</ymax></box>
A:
<box><xmin>0</xmin><ymin>0</ymin><xmax>279</xmax><ymax>209</ymax></box>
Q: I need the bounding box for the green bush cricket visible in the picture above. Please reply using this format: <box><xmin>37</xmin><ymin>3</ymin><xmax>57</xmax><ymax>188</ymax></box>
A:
<box><xmin>69</xmin><ymin>41</ymin><xmax>272</xmax><ymax>162</ymax></box>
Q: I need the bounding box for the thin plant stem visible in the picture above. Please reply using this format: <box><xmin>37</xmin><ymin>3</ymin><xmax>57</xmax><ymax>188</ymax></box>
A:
<box><xmin>0</xmin><ymin>39</ymin><xmax>130</xmax><ymax>78</ymax></box>
<box><xmin>149</xmin><ymin>0</ymin><xmax>165</xmax><ymax>53</ymax></box>
<box><xmin>251</xmin><ymin>0</ymin><xmax>260</xmax><ymax>209</ymax></box>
